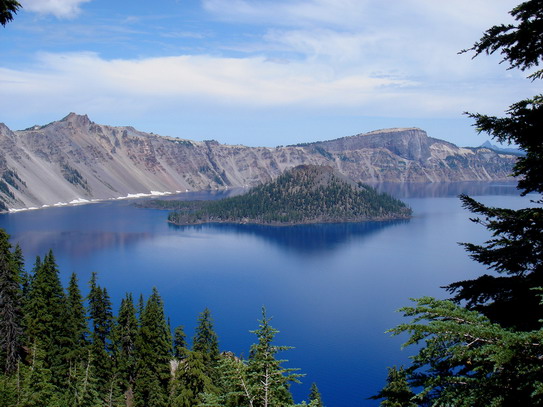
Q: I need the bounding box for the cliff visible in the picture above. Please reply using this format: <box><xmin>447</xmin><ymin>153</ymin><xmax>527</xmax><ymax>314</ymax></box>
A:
<box><xmin>0</xmin><ymin>113</ymin><xmax>517</xmax><ymax>210</ymax></box>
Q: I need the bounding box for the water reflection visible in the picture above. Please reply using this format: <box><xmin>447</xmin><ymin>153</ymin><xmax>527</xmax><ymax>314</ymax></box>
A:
<box><xmin>370</xmin><ymin>181</ymin><xmax>519</xmax><ymax>198</ymax></box>
<box><xmin>170</xmin><ymin>220</ymin><xmax>409</xmax><ymax>256</ymax></box>
<box><xmin>11</xmin><ymin>230</ymin><xmax>152</xmax><ymax>260</ymax></box>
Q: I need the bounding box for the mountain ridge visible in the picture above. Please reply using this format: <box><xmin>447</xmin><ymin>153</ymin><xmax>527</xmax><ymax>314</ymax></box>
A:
<box><xmin>0</xmin><ymin>113</ymin><xmax>517</xmax><ymax>211</ymax></box>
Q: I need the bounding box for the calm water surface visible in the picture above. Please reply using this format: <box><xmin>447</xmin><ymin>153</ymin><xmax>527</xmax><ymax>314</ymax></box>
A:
<box><xmin>0</xmin><ymin>182</ymin><xmax>531</xmax><ymax>406</ymax></box>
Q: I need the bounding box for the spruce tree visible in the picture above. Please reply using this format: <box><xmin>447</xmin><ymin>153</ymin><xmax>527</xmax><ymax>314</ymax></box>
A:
<box><xmin>113</xmin><ymin>292</ymin><xmax>139</xmax><ymax>398</ymax></box>
<box><xmin>444</xmin><ymin>0</ymin><xmax>543</xmax><ymax>331</ymax></box>
<box><xmin>169</xmin><ymin>350</ymin><xmax>216</xmax><ymax>407</ymax></box>
<box><xmin>23</xmin><ymin>250</ymin><xmax>68</xmax><ymax>384</ymax></box>
<box><xmin>64</xmin><ymin>349</ymin><xmax>102</xmax><ymax>407</ymax></box>
<box><xmin>66</xmin><ymin>273</ymin><xmax>88</xmax><ymax>359</ymax></box>
<box><xmin>87</xmin><ymin>272</ymin><xmax>114</xmax><ymax>396</ymax></box>
<box><xmin>0</xmin><ymin>229</ymin><xmax>23</xmax><ymax>374</ymax></box>
<box><xmin>16</xmin><ymin>340</ymin><xmax>62</xmax><ymax>407</ymax></box>
<box><xmin>370</xmin><ymin>366</ymin><xmax>415</xmax><ymax>407</ymax></box>
<box><xmin>245</xmin><ymin>307</ymin><xmax>301</xmax><ymax>407</ymax></box>
<box><xmin>308</xmin><ymin>383</ymin><xmax>324</xmax><ymax>407</ymax></box>
<box><xmin>193</xmin><ymin>308</ymin><xmax>220</xmax><ymax>380</ymax></box>
<box><xmin>173</xmin><ymin>325</ymin><xmax>188</xmax><ymax>360</ymax></box>
<box><xmin>133</xmin><ymin>287</ymin><xmax>171</xmax><ymax>407</ymax></box>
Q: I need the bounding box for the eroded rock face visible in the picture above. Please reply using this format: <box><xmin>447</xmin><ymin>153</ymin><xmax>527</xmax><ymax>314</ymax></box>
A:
<box><xmin>0</xmin><ymin>113</ymin><xmax>517</xmax><ymax>210</ymax></box>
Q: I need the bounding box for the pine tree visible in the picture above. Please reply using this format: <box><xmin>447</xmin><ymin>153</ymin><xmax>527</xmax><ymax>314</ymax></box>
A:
<box><xmin>113</xmin><ymin>292</ymin><xmax>139</xmax><ymax>398</ymax></box>
<box><xmin>445</xmin><ymin>0</ymin><xmax>543</xmax><ymax>331</ymax></box>
<box><xmin>370</xmin><ymin>366</ymin><xmax>415</xmax><ymax>407</ymax></box>
<box><xmin>387</xmin><ymin>297</ymin><xmax>543</xmax><ymax>406</ymax></box>
<box><xmin>245</xmin><ymin>307</ymin><xmax>302</xmax><ymax>407</ymax></box>
<box><xmin>308</xmin><ymin>383</ymin><xmax>324</xmax><ymax>407</ymax></box>
<box><xmin>133</xmin><ymin>287</ymin><xmax>171</xmax><ymax>407</ymax></box>
<box><xmin>64</xmin><ymin>349</ymin><xmax>102</xmax><ymax>407</ymax></box>
<box><xmin>173</xmin><ymin>325</ymin><xmax>188</xmax><ymax>360</ymax></box>
<box><xmin>87</xmin><ymin>272</ymin><xmax>114</xmax><ymax>396</ymax></box>
<box><xmin>23</xmin><ymin>250</ymin><xmax>68</xmax><ymax>384</ymax></box>
<box><xmin>66</xmin><ymin>273</ymin><xmax>88</xmax><ymax>359</ymax></box>
<box><xmin>193</xmin><ymin>308</ymin><xmax>220</xmax><ymax>380</ymax></box>
<box><xmin>0</xmin><ymin>229</ymin><xmax>23</xmax><ymax>374</ymax></box>
<box><xmin>16</xmin><ymin>340</ymin><xmax>62</xmax><ymax>407</ymax></box>
<box><xmin>169</xmin><ymin>350</ymin><xmax>216</xmax><ymax>407</ymax></box>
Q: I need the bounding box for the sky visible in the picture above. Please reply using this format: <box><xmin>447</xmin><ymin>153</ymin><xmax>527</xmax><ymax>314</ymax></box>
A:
<box><xmin>0</xmin><ymin>0</ymin><xmax>535</xmax><ymax>147</ymax></box>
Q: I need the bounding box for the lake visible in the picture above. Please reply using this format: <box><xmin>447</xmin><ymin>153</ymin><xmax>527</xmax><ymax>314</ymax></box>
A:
<box><xmin>0</xmin><ymin>182</ymin><xmax>531</xmax><ymax>406</ymax></box>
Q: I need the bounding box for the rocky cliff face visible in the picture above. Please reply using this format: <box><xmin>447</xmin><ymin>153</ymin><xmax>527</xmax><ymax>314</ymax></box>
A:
<box><xmin>0</xmin><ymin>113</ymin><xmax>516</xmax><ymax>210</ymax></box>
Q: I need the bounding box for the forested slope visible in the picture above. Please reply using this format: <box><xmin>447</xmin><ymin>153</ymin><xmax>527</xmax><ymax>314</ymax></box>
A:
<box><xmin>166</xmin><ymin>165</ymin><xmax>411</xmax><ymax>225</ymax></box>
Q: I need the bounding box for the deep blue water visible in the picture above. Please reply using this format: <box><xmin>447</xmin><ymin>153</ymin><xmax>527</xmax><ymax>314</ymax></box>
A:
<box><xmin>0</xmin><ymin>182</ymin><xmax>532</xmax><ymax>406</ymax></box>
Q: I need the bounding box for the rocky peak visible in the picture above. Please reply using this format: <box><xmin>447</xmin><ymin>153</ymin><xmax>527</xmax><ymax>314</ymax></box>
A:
<box><xmin>60</xmin><ymin>112</ymin><xmax>92</xmax><ymax>128</ymax></box>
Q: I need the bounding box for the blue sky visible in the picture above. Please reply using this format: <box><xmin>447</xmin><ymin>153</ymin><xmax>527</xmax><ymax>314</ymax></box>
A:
<box><xmin>0</xmin><ymin>0</ymin><xmax>533</xmax><ymax>147</ymax></box>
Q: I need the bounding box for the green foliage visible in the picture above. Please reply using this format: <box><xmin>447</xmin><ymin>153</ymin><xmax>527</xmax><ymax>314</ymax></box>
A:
<box><xmin>445</xmin><ymin>196</ymin><xmax>543</xmax><ymax>329</ymax></box>
<box><xmin>113</xmin><ymin>292</ymin><xmax>138</xmax><ymax>391</ymax></box>
<box><xmin>0</xmin><ymin>234</ymin><xmax>320</xmax><ymax>406</ymax></box>
<box><xmin>170</xmin><ymin>350</ymin><xmax>216</xmax><ymax>407</ymax></box>
<box><xmin>23</xmin><ymin>251</ymin><xmax>69</xmax><ymax>384</ymax></box>
<box><xmin>0</xmin><ymin>229</ymin><xmax>23</xmax><ymax>374</ymax></box>
<box><xmin>464</xmin><ymin>0</ymin><xmax>543</xmax><ymax>80</ymax></box>
<box><xmin>379</xmin><ymin>3</ymin><xmax>543</xmax><ymax>405</ymax></box>
<box><xmin>65</xmin><ymin>273</ymin><xmax>88</xmax><ymax>359</ymax></box>
<box><xmin>447</xmin><ymin>0</ymin><xmax>543</xmax><ymax>330</ymax></box>
<box><xmin>0</xmin><ymin>0</ymin><xmax>21</xmax><ymax>27</ymax></box>
<box><xmin>388</xmin><ymin>297</ymin><xmax>543</xmax><ymax>406</ymax></box>
<box><xmin>168</xmin><ymin>165</ymin><xmax>411</xmax><ymax>225</ymax></box>
<box><xmin>87</xmin><ymin>273</ymin><xmax>114</xmax><ymax>392</ymax></box>
<box><xmin>370</xmin><ymin>366</ymin><xmax>416</xmax><ymax>407</ymax></box>
<box><xmin>193</xmin><ymin>308</ymin><xmax>220</xmax><ymax>378</ymax></box>
<box><xmin>173</xmin><ymin>325</ymin><xmax>188</xmax><ymax>360</ymax></box>
<box><xmin>245</xmin><ymin>307</ymin><xmax>302</xmax><ymax>407</ymax></box>
<box><xmin>308</xmin><ymin>383</ymin><xmax>324</xmax><ymax>407</ymax></box>
<box><xmin>134</xmin><ymin>287</ymin><xmax>171</xmax><ymax>407</ymax></box>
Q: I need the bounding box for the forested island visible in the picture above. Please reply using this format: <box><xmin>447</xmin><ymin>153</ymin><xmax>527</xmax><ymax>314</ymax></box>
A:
<box><xmin>157</xmin><ymin>165</ymin><xmax>411</xmax><ymax>225</ymax></box>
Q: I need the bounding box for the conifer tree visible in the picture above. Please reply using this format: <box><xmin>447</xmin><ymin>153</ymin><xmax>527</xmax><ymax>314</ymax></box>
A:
<box><xmin>23</xmin><ymin>250</ymin><xmax>68</xmax><ymax>384</ymax></box>
<box><xmin>444</xmin><ymin>0</ymin><xmax>543</xmax><ymax>331</ymax></box>
<box><xmin>370</xmin><ymin>366</ymin><xmax>415</xmax><ymax>407</ymax></box>
<box><xmin>246</xmin><ymin>307</ymin><xmax>301</xmax><ymax>407</ymax></box>
<box><xmin>133</xmin><ymin>287</ymin><xmax>171</xmax><ymax>407</ymax></box>
<box><xmin>0</xmin><ymin>229</ymin><xmax>23</xmax><ymax>374</ymax></box>
<box><xmin>113</xmin><ymin>292</ymin><xmax>139</xmax><ymax>398</ymax></box>
<box><xmin>193</xmin><ymin>308</ymin><xmax>220</xmax><ymax>380</ymax></box>
<box><xmin>169</xmin><ymin>350</ymin><xmax>216</xmax><ymax>407</ymax></box>
<box><xmin>64</xmin><ymin>349</ymin><xmax>102</xmax><ymax>407</ymax></box>
<box><xmin>173</xmin><ymin>325</ymin><xmax>188</xmax><ymax>360</ymax></box>
<box><xmin>87</xmin><ymin>273</ymin><xmax>114</xmax><ymax>396</ymax></box>
<box><xmin>308</xmin><ymin>383</ymin><xmax>324</xmax><ymax>407</ymax></box>
<box><xmin>380</xmin><ymin>2</ymin><xmax>543</xmax><ymax>403</ymax></box>
<box><xmin>66</xmin><ymin>273</ymin><xmax>88</xmax><ymax>359</ymax></box>
<box><xmin>16</xmin><ymin>340</ymin><xmax>62</xmax><ymax>407</ymax></box>
<box><xmin>12</xmin><ymin>244</ymin><xmax>27</xmax><ymax>296</ymax></box>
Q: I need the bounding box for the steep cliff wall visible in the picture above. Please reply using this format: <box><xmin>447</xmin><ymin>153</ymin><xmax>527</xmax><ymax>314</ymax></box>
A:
<box><xmin>0</xmin><ymin>113</ymin><xmax>516</xmax><ymax>210</ymax></box>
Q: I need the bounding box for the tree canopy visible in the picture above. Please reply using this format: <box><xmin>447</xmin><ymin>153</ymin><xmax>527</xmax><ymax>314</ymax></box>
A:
<box><xmin>376</xmin><ymin>1</ymin><xmax>543</xmax><ymax>405</ymax></box>
<box><xmin>0</xmin><ymin>0</ymin><xmax>21</xmax><ymax>27</ymax></box>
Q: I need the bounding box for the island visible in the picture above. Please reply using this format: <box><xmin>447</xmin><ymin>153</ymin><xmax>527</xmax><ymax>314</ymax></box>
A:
<box><xmin>146</xmin><ymin>165</ymin><xmax>411</xmax><ymax>226</ymax></box>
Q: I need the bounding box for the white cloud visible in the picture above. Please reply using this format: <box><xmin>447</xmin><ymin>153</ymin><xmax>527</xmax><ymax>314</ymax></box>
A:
<box><xmin>0</xmin><ymin>50</ymin><xmax>530</xmax><ymax>127</ymax></box>
<box><xmin>21</xmin><ymin>0</ymin><xmax>92</xmax><ymax>19</ymax></box>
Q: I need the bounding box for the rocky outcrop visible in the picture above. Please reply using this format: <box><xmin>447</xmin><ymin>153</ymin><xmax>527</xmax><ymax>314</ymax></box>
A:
<box><xmin>0</xmin><ymin>113</ymin><xmax>517</xmax><ymax>210</ymax></box>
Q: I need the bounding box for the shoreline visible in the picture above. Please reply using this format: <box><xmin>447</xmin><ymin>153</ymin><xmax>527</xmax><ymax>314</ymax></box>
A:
<box><xmin>167</xmin><ymin>214</ymin><xmax>412</xmax><ymax>227</ymax></box>
<box><xmin>4</xmin><ymin>189</ymin><xmax>188</xmax><ymax>214</ymax></box>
